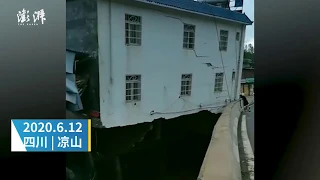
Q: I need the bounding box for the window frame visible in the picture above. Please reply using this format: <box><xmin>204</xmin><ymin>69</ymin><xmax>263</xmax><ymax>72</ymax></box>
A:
<box><xmin>180</xmin><ymin>74</ymin><xmax>193</xmax><ymax>96</ymax></box>
<box><xmin>236</xmin><ymin>32</ymin><xmax>240</xmax><ymax>41</ymax></box>
<box><xmin>183</xmin><ymin>24</ymin><xmax>196</xmax><ymax>50</ymax></box>
<box><xmin>125</xmin><ymin>14</ymin><xmax>142</xmax><ymax>46</ymax></box>
<box><xmin>214</xmin><ymin>72</ymin><xmax>224</xmax><ymax>93</ymax></box>
<box><xmin>219</xmin><ymin>30</ymin><xmax>229</xmax><ymax>51</ymax></box>
<box><xmin>125</xmin><ymin>75</ymin><xmax>141</xmax><ymax>102</ymax></box>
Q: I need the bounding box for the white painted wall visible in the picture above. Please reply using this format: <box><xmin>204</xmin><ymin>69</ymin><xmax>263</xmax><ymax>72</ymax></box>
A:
<box><xmin>98</xmin><ymin>0</ymin><xmax>246</xmax><ymax>128</ymax></box>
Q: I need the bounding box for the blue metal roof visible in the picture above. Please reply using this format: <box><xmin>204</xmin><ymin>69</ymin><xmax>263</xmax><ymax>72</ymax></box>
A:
<box><xmin>136</xmin><ymin>0</ymin><xmax>252</xmax><ymax>25</ymax></box>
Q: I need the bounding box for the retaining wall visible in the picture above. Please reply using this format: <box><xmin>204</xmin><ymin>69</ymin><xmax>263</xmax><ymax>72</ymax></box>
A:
<box><xmin>197</xmin><ymin>100</ymin><xmax>243</xmax><ymax>180</ymax></box>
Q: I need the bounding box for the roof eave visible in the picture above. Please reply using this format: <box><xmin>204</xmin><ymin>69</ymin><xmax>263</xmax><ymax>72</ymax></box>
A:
<box><xmin>134</xmin><ymin>0</ymin><xmax>252</xmax><ymax>25</ymax></box>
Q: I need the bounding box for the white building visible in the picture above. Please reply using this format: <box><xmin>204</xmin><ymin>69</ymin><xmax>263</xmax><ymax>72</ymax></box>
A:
<box><xmin>96</xmin><ymin>0</ymin><xmax>252</xmax><ymax>128</ymax></box>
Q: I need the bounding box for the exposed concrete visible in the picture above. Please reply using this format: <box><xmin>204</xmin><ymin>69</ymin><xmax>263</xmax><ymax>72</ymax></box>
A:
<box><xmin>238</xmin><ymin>113</ymin><xmax>249</xmax><ymax>180</ymax></box>
<box><xmin>240</xmin><ymin>115</ymin><xmax>254</xmax><ymax>180</ymax></box>
<box><xmin>197</xmin><ymin>100</ymin><xmax>243</xmax><ymax>180</ymax></box>
<box><xmin>245</xmin><ymin>105</ymin><xmax>254</xmax><ymax>153</ymax></box>
<box><xmin>238</xmin><ymin>99</ymin><xmax>254</xmax><ymax>180</ymax></box>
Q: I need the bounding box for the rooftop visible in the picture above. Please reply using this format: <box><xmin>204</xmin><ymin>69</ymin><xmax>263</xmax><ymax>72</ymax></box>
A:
<box><xmin>134</xmin><ymin>0</ymin><xmax>253</xmax><ymax>25</ymax></box>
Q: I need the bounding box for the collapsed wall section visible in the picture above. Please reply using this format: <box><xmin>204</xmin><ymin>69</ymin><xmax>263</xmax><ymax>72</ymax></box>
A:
<box><xmin>66</xmin><ymin>0</ymin><xmax>100</xmax><ymax>112</ymax></box>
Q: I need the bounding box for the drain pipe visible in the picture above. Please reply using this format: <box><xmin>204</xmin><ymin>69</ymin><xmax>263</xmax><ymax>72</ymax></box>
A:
<box><xmin>108</xmin><ymin>0</ymin><xmax>113</xmax><ymax>85</ymax></box>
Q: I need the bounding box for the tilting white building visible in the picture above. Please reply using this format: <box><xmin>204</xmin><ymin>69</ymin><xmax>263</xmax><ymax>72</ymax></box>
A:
<box><xmin>66</xmin><ymin>0</ymin><xmax>252</xmax><ymax>128</ymax></box>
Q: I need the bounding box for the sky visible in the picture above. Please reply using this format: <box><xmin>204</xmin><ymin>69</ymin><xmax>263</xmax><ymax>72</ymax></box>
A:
<box><xmin>242</xmin><ymin>0</ymin><xmax>254</xmax><ymax>46</ymax></box>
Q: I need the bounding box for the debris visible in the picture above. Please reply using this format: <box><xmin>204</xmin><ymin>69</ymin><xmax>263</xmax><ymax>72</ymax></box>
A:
<box><xmin>76</xmin><ymin>75</ymin><xmax>90</xmax><ymax>96</ymax></box>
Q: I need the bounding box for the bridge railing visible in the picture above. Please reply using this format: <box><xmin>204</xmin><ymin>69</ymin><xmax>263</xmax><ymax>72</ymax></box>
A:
<box><xmin>197</xmin><ymin>99</ymin><xmax>243</xmax><ymax>180</ymax></box>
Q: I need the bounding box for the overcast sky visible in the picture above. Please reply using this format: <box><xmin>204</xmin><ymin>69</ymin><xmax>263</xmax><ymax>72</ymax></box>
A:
<box><xmin>242</xmin><ymin>0</ymin><xmax>254</xmax><ymax>46</ymax></box>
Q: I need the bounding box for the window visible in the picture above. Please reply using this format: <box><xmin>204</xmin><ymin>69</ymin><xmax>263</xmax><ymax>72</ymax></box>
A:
<box><xmin>126</xmin><ymin>75</ymin><xmax>141</xmax><ymax>102</ymax></box>
<box><xmin>183</xmin><ymin>24</ymin><xmax>195</xmax><ymax>49</ymax></box>
<box><xmin>219</xmin><ymin>30</ymin><xmax>228</xmax><ymax>51</ymax></box>
<box><xmin>180</xmin><ymin>74</ymin><xmax>192</xmax><ymax>96</ymax></box>
<box><xmin>236</xmin><ymin>32</ymin><xmax>240</xmax><ymax>41</ymax></box>
<box><xmin>214</xmin><ymin>73</ymin><xmax>224</xmax><ymax>93</ymax></box>
<box><xmin>125</xmin><ymin>14</ymin><xmax>141</xmax><ymax>46</ymax></box>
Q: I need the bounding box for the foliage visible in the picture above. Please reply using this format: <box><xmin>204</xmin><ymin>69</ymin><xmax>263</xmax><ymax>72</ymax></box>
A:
<box><xmin>243</xmin><ymin>43</ymin><xmax>254</xmax><ymax>68</ymax></box>
<box><xmin>244</xmin><ymin>43</ymin><xmax>254</xmax><ymax>59</ymax></box>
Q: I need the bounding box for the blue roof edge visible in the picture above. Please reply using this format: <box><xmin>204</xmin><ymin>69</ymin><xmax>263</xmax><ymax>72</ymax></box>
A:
<box><xmin>133</xmin><ymin>0</ymin><xmax>253</xmax><ymax>25</ymax></box>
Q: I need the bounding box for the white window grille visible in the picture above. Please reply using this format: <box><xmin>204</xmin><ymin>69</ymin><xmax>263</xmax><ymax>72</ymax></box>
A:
<box><xmin>125</xmin><ymin>14</ymin><xmax>142</xmax><ymax>46</ymax></box>
<box><xmin>236</xmin><ymin>32</ymin><xmax>240</xmax><ymax>41</ymax></box>
<box><xmin>125</xmin><ymin>75</ymin><xmax>141</xmax><ymax>102</ymax></box>
<box><xmin>214</xmin><ymin>73</ymin><xmax>224</xmax><ymax>93</ymax></box>
<box><xmin>219</xmin><ymin>30</ymin><xmax>229</xmax><ymax>51</ymax></box>
<box><xmin>180</xmin><ymin>74</ymin><xmax>192</xmax><ymax>96</ymax></box>
<box><xmin>183</xmin><ymin>24</ymin><xmax>195</xmax><ymax>49</ymax></box>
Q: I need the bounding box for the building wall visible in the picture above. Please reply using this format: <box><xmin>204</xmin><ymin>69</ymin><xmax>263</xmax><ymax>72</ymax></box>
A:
<box><xmin>242</xmin><ymin>69</ymin><xmax>254</xmax><ymax>79</ymax></box>
<box><xmin>241</xmin><ymin>83</ymin><xmax>254</xmax><ymax>96</ymax></box>
<box><xmin>241</xmin><ymin>68</ymin><xmax>254</xmax><ymax>96</ymax></box>
<box><xmin>97</xmin><ymin>0</ymin><xmax>246</xmax><ymax>128</ymax></box>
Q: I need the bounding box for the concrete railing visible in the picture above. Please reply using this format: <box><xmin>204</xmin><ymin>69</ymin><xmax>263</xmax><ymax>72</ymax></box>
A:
<box><xmin>197</xmin><ymin>99</ymin><xmax>243</xmax><ymax>180</ymax></box>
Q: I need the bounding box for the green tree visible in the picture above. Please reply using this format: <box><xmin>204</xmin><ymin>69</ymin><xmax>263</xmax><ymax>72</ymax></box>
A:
<box><xmin>244</xmin><ymin>43</ymin><xmax>254</xmax><ymax>68</ymax></box>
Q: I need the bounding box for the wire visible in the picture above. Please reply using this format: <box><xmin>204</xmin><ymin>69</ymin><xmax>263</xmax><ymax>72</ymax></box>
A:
<box><xmin>243</xmin><ymin>101</ymin><xmax>254</xmax><ymax>110</ymax></box>
<box><xmin>180</xmin><ymin>96</ymin><xmax>200</xmax><ymax>107</ymax></box>
<box><xmin>231</xmin><ymin>26</ymin><xmax>239</xmax><ymax>98</ymax></box>
<box><xmin>165</xmin><ymin>14</ymin><xmax>232</xmax><ymax>101</ymax></box>
<box><xmin>193</xmin><ymin>49</ymin><xmax>209</xmax><ymax>57</ymax></box>
<box><xmin>151</xmin><ymin>104</ymin><xmax>226</xmax><ymax>115</ymax></box>
<box><xmin>234</xmin><ymin>28</ymin><xmax>239</xmax><ymax>69</ymax></box>
<box><xmin>150</xmin><ymin>95</ymin><xmax>228</xmax><ymax>115</ymax></box>
<box><xmin>231</xmin><ymin>98</ymin><xmax>242</xmax><ymax>109</ymax></box>
<box><xmin>212</xmin><ymin>17</ymin><xmax>231</xmax><ymax>100</ymax></box>
<box><xmin>161</xmin><ymin>96</ymin><xmax>181</xmax><ymax>112</ymax></box>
